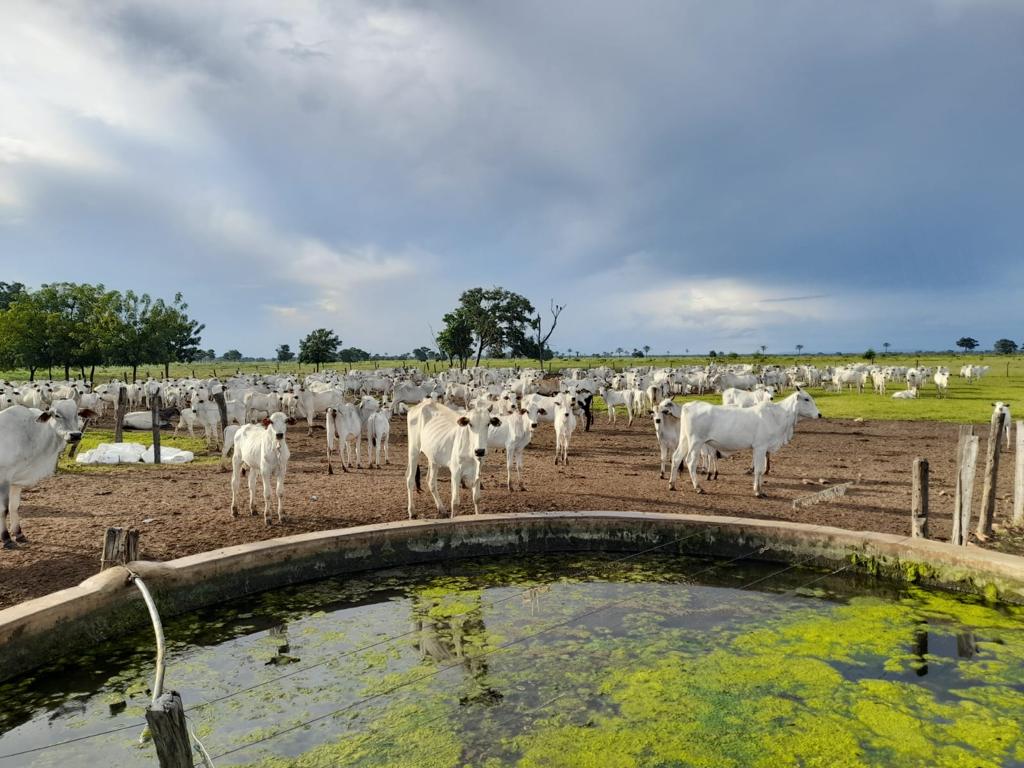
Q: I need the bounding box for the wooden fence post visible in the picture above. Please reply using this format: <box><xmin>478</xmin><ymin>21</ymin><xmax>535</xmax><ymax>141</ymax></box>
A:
<box><xmin>100</xmin><ymin>527</ymin><xmax>140</xmax><ymax>570</ymax></box>
<box><xmin>113</xmin><ymin>385</ymin><xmax>128</xmax><ymax>443</ymax></box>
<box><xmin>150</xmin><ymin>391</ymin><xmax>162</xmax><ymax>465</ymax></box>
<box><xmin>976</xmin><ymin>409</ymin><xmax>1007</xmax><ymax>540</ymax></box>
<box><xmin>911</xmin><ymin>458</ymin><xmax>929</xmax><ymax>538</ymax></box>
<box><xmin>212</xmin><ymin>389</ymin><xmax>228</xmax><ymax>446</ymax></box>
<box><xmin>145</xmin><ymin>691</ymin><xmax>194</xmax><ymax>768</ymax></box>
<box><xmin>952</xmin><ymin>429</ymin><xmax>980</xmax><ymax>546</ymax></box>
<box><xmin>1014</xmin><ymin>420</ymin><xmax>1024</xmax><ymax>527</ymax></box>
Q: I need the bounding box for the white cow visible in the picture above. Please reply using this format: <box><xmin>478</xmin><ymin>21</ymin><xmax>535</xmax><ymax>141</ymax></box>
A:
<box><xmin>993</xmin><ymin>402</ymin><xmax>1012</xmax><ymax>449</ymax></box>
<box><xmin>230</xmin><ymin>412</ymin><xmax>295</xmax><ymax>525</ymax></box>
<box><xmin>521</xmin><ymin>394</ymin><xmax>559</xmax><ymax>425</ymax></box>
<box><xmin>368</xmin><ymin>405</ymin><xmax>392</xmax><ymax>469</ymax></box>
<box><xmin>599</xmin><ymin>387</ymin><xmax>634</xmax><ymax>425</ymax></box>
<box><xmin>934</xmin><ymin>368</ymin><xmax>950</xmax><ymax>398</ymax></box>
<box><xmin>486</xmin><ymin>408</ymin><xmax>538</xmax><ymax>490</ymax></box>
<box><xmin>670</xmin><ymin>389</ymin><xmax>822</xmax><ymax>496</ymax></box>
<box><xmin>325</xmin><ymin>404</ymin><xmax>364</xmax><ymax>473</ymax></box>
<box><xmin>870</xmin><ymin>370</ymin><xmax>887</xmax><ymax>395</ymax></box>
<box><xmin>722</xmin><ymin>387</ymin><xmax>773</xmax><ymax>408</ymax></box>
<box><xmin>554</xmin><ymin>396</ymin><xmax>577</xmax><ymax>465</ymax></box>
<box><xmin>406</xmin><ymin>402</ymin><xmax>500</xmax><ymax>518</ymax></box>
<box><xmin>296</xmin><ymin>389</ymin><xmax>344</xmax><ymax>435</ymax></box>
<box><xmin>0</xmin><ymin>400</ymin><xmax>96</xmax><ymax>547</ymax></box>
<box><xmin>892</xmin><ymin>388</ymin><xmax>918</xmax><ymax>399</ymax></box>
<box><xmin>654</xmin><ymin>398</ymin><xmax>681</xmax><ymax>479</ymax></box>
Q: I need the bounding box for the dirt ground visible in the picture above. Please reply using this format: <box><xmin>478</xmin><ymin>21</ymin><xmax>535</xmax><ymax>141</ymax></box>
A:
<box><xmin>2</xmin><ymin>412</ymin><xmax>1020</xmax><ymax>609</ymax></box>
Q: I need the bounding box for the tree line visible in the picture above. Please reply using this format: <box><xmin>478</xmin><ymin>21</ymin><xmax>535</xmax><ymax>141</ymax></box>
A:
<box><xmin>0</xmin><ymin>281</ymin><xmax>203</xmax><ymax>382</ymax></box>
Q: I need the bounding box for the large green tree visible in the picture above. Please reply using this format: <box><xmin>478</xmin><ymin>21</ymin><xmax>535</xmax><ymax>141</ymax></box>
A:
<box><xmin>458</xmin><ymin>287</ymin><xmax>535</xmax><ymax>366</ymax></box>
<box><xmin>298</xmin><ymin>328</ymin><xmax>340</xmax><ymax>371</ymax></box>
<box><xmin>276</xmin><ymin>344</ymin><xmax>295</xmax><ymax>362</ymax></box>
<box><xmin>436</xmin><ymin>307</ymin><xmax>474</xmax><ymax>369</ymax></box>
<box><xmin>993</xmin><ymin>338</ymin><xmax>1018</xmax><ymax>355</ymax></box>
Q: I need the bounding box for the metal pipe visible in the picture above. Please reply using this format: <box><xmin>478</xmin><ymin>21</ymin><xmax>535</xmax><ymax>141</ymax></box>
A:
<box><xmin>128</xmin><ymin>573</ymin><xmax>165</xmax><ymax>704</ymax></box>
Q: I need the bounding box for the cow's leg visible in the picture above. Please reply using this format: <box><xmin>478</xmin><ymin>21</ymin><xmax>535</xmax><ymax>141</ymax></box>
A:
<box><xmin>515</xmin><ymin>449</ymin><xmax>526</xmax><ymax>490</ymax></box>
<box><xmin>448</xmin><ymin>464</ymin><xmax>461</xmax><ymax>517</ymax></box>
<box><xmin>659</xmin><ymin>443</ymin><xmax>667</xmax><ymax>480</ymax></box>
<box><xmin>275</xmin><ymin>467</ymin><xmax>285</xmax><ymax>523</ymax></box>
<box><xmin>753</xmin><ymin>449</ymin><xmax>768</xmax><ymax>497</ymax></box>
<box><xmin>406</xmin><ymin>462</ymin><xmax>417</xmax><ymax>519</ymax></box>
<box><xmin>230</xmin><ymin>454</ymin><xmax>242</xmax><ymax>517</ymax></box>
<box><xmin>355</xmin><ymin>431</ymin><xmax>362</xmax><ymax>469</ymax></box>
<box><xmin>626</xmin><ymin>403</ymin><xmax>633</xmax><ymax>426</ymax></box>
<box><xmin>9</xmin><ymin>486</ymin><xmax>26</xmax><ymax>543</ymax></box>
<box><xmin>384</xmin><ymin>435</ymin><xmax>390</xmax><ymax>465</ymax></box>
<box><xmin>0</xmin><ymin>482</ymin><xmax>13</xmax><ymax>550</ymax></box>
<box><xmin>470</xmin><ymin>467</ymin><xmax>482</xmax><ymax>514</ymax></box>
<box><xmin>261</xmin><ymin>467</ymin><xmax>273</xmax><ymax>526</ymax></box>
<box><xmin>668</xmin><ymin>438</ymin><xmax>688</xmax><ymax>490</ymax></box>
<box><xmin>247</xmin><ymin>465</ymin><xmax>258</xmax><ymax>515</ymax></box>
<box><xmin>686</xmin><ymin>443</ymin><xmax>704</xmax><ymax>493</ymax></box>
<box><xmin>764</xmin><ymin>453</ymin><xmax>771</xmax><ymax>475</ymax></box>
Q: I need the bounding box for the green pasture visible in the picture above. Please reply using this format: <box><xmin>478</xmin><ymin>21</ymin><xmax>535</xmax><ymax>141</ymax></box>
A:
<box><xmin>58</xmin><ymin>429</ymin><xmax>217</xmax><ymax>474</ymax></box>
<box><xmin>4</xmin><ymin>352</ymin><xmax>1022</xmax><ymax>425</ymax></box>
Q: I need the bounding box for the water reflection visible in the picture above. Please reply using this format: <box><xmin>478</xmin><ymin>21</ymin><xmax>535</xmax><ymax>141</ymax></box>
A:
<box><xmin>411</xmin><ymin>592</ymin><xmax>503</xmax><ymax>706</ymax></box>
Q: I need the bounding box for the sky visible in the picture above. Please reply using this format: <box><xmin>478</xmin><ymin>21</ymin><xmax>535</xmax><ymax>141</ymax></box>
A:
<box><xmin>2</xmin><ymin>0</ymin><xmax>1023</xmax><ymax>357</ymax></box>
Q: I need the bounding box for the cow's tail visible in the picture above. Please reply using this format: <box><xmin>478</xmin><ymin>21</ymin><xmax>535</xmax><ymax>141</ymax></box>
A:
<box><xmin>415</xmin><ymin>464</ymin><xmax>422</xmax><ymax>492</ymax></box>
<box><xmin>372</xmin><ymin>434</ymin><xmax>377</xmax><ymax>448</ymax></box>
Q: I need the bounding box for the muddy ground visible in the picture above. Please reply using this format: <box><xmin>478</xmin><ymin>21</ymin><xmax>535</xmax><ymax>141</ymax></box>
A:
<box><xmin>2</xmin><ymin>413</ymin><xmax>1019</xmax><ymax>609</ymax></box>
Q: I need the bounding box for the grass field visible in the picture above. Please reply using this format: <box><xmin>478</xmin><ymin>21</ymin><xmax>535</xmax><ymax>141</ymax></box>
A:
<box><xmin>4</xmin><ymin>353</ymin><xmax>1022</xmax><ymax>425</ymax></box>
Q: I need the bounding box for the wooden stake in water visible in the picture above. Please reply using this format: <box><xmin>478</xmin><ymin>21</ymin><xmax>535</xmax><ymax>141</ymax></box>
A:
<box><xmin>1014</xmin><ymin>420</ymin><xmax>1024</xmax><ymax>527</ymax></box>
<box><xmin>911</xmin><ymin>458</ymin><xmax>929</xmax><ymax>538</ymax></box>
<box><xmin>976</xmin><ymin>409</ymin><xmax>1007</xmax><ymax>540</ymax></box>
<box><xmin>952</xmin><ymin>429</ymin><xmax>980</xmax><ymax>546</ymax></box>
<box><xmin>145</xmin><ymin>692</ymin><xmax>193</xmax><ymax>768</ymax></box>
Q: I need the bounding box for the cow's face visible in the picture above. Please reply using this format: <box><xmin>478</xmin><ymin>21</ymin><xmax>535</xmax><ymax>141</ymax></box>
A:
<box><xmin>262</xmin><ymin>411</ymin><xmax>294</xmax><ymax>441</ymax></box>
<box><xmin>457</xmin><ymin>406</ymin><xmax>499</xmax><ymax>457</ymax></box>
<box><xmin>38</xmin><ymin>398</ymin><xmax>96</xmax><ymax>442</ymax></box>
<box><xmin>794</xmin><ymin>390</ymin><xmax>822</xmax><ymax>420</ymax></box>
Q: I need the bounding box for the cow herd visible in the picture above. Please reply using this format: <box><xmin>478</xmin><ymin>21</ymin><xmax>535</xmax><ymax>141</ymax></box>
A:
<box><xmin>0</xmin><ymin>361</ymin><xmax>1010</xmax><ymax>548</ymax></box>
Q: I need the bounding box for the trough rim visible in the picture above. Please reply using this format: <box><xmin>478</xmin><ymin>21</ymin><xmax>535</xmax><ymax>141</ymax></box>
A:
<box><xmin>1</xmin><ymin>511</ymin><xmax>1023</xmax><ymax>681</ymax></box>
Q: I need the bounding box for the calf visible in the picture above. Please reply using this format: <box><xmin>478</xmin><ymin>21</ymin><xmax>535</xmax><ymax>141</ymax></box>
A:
<box><xmin>721</xmin><ymin>387</ymin><xmax>773</xmax><ymax>408</ymax></box>
<box><xmin>230</xmin><ymin>412</ymin><xmax>295</xmax><ymax>525</ymax></box>
<box><xmin>486</xmin><ymin>409</ymin><xmax>538</xmax><ymax>490</ymax></box>
<box><xmin>325</xmin><ymin>404</ymin><xmax>363</xmax><ymax>473</ymax></box>
<box><xmin>368</xmin><ymin>404</ymin><xmax>392</xmax><ymax>469</ymax></box>
<box><xmin>554</xmin><ymin>396</ymin><xmax>576</xmax><ymax>465</ymax></box>
<box><xmin>600</xmin><ymin>387</ymin><xmax>633</xmax><ymax>425</ymax></box>
<box><xmin>405</xmin><ymin>401</ymin><xmax>499</xmax><ymax>518</ymax></box>
<box><xmin>993</xmin><ymin>402</ymin><xmax>1012</xmax><ymax>449</ymax></box>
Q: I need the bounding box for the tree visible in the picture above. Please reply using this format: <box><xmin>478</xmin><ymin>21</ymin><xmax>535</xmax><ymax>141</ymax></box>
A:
<box><xmin>457</xmin><ymin>287</ymin><xmax>536</xmax><ymax>366</ymax></box>
<box><xmin>100</xmin><ymin>290</ymin><xmax>158</xmax><ymax>382</ymax></box>
<box><xmin>795</xmin><ymin>344</ymin><xmax>803</xmax><ymax>356</ymax></box>
<box><xmin>0</xmin><ymin>282</ymin><xmax>26</xmax><ymax>310</ymax></box>
<box><xmin>883</xmin><ymin>342</ymin><xmax>891</xmax><ymax>355</ymax></box>
<box><xmin>531</xmin><ymin>299</ymin><xmax>565</xmax><ymax>371</ymax></box>
<box><xmin>956</xmin><ymin>337</ymin><xmax>979</xmax><ymax>353</ymax></box>
<box><xmin>863</xmin><ymin>348</ymin><xmax>877</xmax><ymax>361</ymax></box>
<box><xmin>298</xmin><ymin>328</ymin><xmax>340</xmax><ymax>371</ymax></box>
<box><xmin>615</xmin><ymin>347</ymin><xmax>624</xmax><ymax>357</ymax></box>
<box><xmin>276</xmin><ymin>344</ymin><xmax>295</xmax><ymax>362</ymax></box>
<box><xmin>146</xmin><ymin>292</ymin><xmax>204</xmax><ymax>378</ymax></box>
<box><xmin>436</xmin><ymin>307</ymin><xmax>474</xmax><ymax>369</ymax></box>
<box><xmin>709</xmin><ymin>350</ymin><xmax>717</xmax><ymax>359</ymax></box>
<box><xmin>993</xmin><ymin>339</ymin><xmax>1018</xmax><ymax>355</ymax></box>
<box><xmin>643</xmin><ymin>345</ymin><xmax>651</xmax><ymax>357</ymax></box>
<box><xmin>760</xmin><ymin>345</ymin><xmax>767</xmax><ymax>355</ymax></box>
<box><xmin>411</xmin><ymin>346</ymin><xmax>432</xmax><ymax>362</ymax></box>
<box><xmin>337</xmin><ymin>347</ymin><xmax>370</xmax><ymax>363</ymax></box>
<box><xmin>0</xmin><ymin>292</ymin><xmax>52</xmax><ymax>379</ymax></box>
<box><xmin>223</xmin><ymin>349</ymin><xmax>243</xmax><ymax>361</ymax></box>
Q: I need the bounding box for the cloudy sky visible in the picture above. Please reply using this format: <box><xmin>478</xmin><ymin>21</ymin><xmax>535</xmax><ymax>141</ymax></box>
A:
<box><xmin>2</xmin><ymin>0</ymin><xmax>1023</xmax><ymax>357</ymax></box>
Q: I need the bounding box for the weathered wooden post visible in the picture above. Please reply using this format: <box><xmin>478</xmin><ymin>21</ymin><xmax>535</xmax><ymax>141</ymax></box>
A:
<box><xmin>150</xmin><ymin>390</ymin><xmax>162</xmax><ymax>465</ymax></box>
<box><xmin>113</xmin><ymin>385</ymin><xmax>128</xmax><ymax>443</ymax></box>
<box><xmin>1014</xmin><ymin>420</ymin><xmax>1024</xmax><ymax>527</ymax></box>
<box><xmin>145</xmin><ymin>691</ymin><xmax>193</xmax><ymax>768</ymax></box>
<box><xmin>911</xmin><ymin>457</ymin><xmax>929</xmax><ymax>538</ymax></box>
<box><xmin>952</xmin><ymin>429</ymin><xmax>980</xmax><ymax>546</ymax></box>
<box><xmin>212</xmin><ymin>388</ymin><xmax>228</xmax><ymax>447</ymax></box>
<box><xmin>976</xmin><ymin>409</ymin><xmax>1007</xmax><ymax>540</ymax></box>
<box><xmin>100</xmin><ymin>527</ymin><xmax>140</xmax><ymax>570</ymax></box>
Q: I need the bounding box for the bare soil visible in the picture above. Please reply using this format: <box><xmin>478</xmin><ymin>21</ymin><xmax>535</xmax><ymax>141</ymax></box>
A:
<box><xmin>2</xmin><ymin>414</ymin><xmax>1020</xmax><ymax>609</ymax></box>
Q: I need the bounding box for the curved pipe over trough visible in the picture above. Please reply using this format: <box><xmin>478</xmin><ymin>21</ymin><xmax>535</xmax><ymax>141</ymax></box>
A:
<box><xmin>2</xmin><ymin>511</ymin><xmax>1024</xmax><ymax>681</ymax></box>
